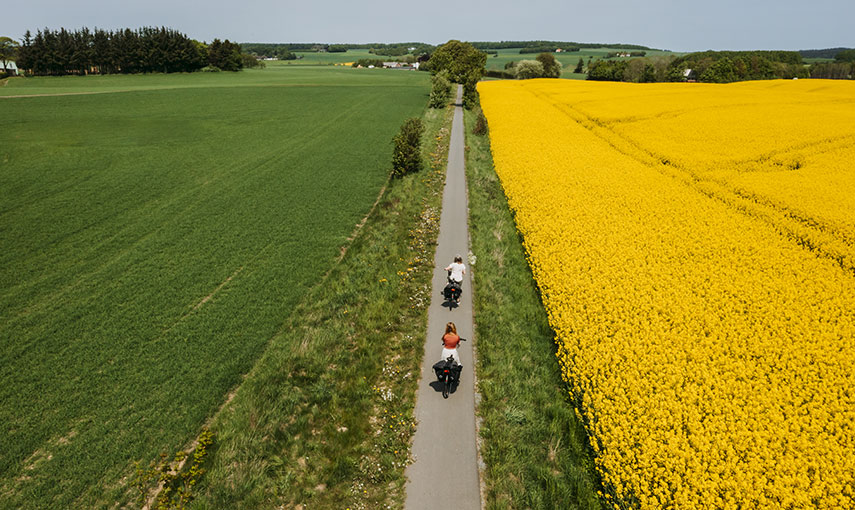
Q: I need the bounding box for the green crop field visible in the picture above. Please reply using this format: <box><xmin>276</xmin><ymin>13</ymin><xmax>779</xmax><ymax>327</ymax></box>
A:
<box><xmin>803</xmin><ymin>57</ymin><xmax>835</xmax><ymax>64</ymax></box>
<box><xmin>0</xmin><ymin>64</ymin><xmax>418</xmax><ymax>96</ymax></box>
<box><xmin>0</xmin><ymin>66</ymin><xmax>428</xmax><ymax>509</ymax></box>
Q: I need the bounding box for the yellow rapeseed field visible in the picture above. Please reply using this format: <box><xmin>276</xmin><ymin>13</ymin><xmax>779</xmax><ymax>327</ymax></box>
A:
<box><xmin>478</xmin><ymin>78</ymin><xmax>855</xmax><ymax>509</ymax></box>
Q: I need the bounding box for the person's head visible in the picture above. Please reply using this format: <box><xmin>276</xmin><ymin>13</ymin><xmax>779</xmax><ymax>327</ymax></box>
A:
<box><xmin>454</xmin><ymin>255</ymin><xmax>463</xmax><ymax>264</ymax></box>
<box><xmin>445</xmin><ymin>322</ymin><xmax>457</xmax><ymax>335</ymax></box>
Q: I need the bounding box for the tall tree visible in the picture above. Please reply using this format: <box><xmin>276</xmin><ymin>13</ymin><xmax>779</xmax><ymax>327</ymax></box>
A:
<box><xmin>835</xmin><ymin>49</ymin><xmax>855</xmax><ymax>63</ymax></box>
<box><xmin>208</xmin><ymin>38</ymin><xmax>242</xmax><ymax>71</ymax></box>
<box><xmin>92</xmin><ymin>28</ymin><xmax>110</xmax><ymax>74</ymax></box>
<box><xmin>0</xmin><ymin>36</ymin><xmax>20</xmax><ymax>72</ymax></box>
<box><xmin>424</xmin><ymin>40</ymin><xmax>486</xmax><ymax>109</ymax></box>
<box><xmin>14</xmin><ymin>31</ymin><xmax>31</xmax><ymax>72</ymax></box>
<box><xmin>535</xmin><ymin>52</ymin><xmax>562</xmax><ymax>78</ymax></box>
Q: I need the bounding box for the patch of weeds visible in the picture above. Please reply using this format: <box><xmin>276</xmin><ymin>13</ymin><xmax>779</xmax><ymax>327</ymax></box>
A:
<box><xmin>134</xmin><ymin>428</ymin><xmax>214</xmax><ymax>509</ymax></box>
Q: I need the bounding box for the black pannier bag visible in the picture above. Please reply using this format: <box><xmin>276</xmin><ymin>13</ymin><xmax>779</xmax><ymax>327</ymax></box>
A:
<box><xmin>450</xmin><ymin>363</ymin><xmax>462</xmax><ymax>382</ymax></box>
<box><xmin>432</xmin><ymin>358</ymin><xmax>462</xmax><ymax>382</ymax></box>
<box><xmin>442</xmin><ymin>281</ymin><xmax>462</xmax><ymax>301</ymax></box>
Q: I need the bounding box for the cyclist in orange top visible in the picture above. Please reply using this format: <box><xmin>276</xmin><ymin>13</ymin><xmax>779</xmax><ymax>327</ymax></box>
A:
<box><xmin>441</xmin><ymin>322</ymin><xmax>461</xmax><ymax>366</ymax></box>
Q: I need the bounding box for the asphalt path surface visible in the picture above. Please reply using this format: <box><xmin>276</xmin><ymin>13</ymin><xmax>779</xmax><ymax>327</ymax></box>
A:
<box><xmin>404</xmin><ymin>86</ymin><xmax>482</xmax><ymax>509</ymax></box>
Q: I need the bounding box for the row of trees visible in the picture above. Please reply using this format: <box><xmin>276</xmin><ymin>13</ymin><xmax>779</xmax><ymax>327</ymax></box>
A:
<box><xmin>674</xmin><ymin>51</ymin><xmax>811</xmax><ymax>82</ymax></box>
<box><xmin>799</xmin><ymin>47</ymin><xmax>854</xmax><ymax>59</ymax></box>
<box><xmin>588</xmin><ymin>58</ymin><xmax>672</xmax><ymax>82</ymax></box>
<box><xmin>239</xmin><ymin>43</ymin><xmax>297</xmax><ymax>60</ymax></box>
<box><xmin>469</xmin><ymin>40</ymin><xmax>651</xmax><ymax>51</ymax></box>
<box><xmin>239</xmin><ymin>42</ymin><xmax>435</xmax><ymax>58</ymax></box>
<box><xmin>810</xmin><ymin>62</ymin><xmax>855</xmax><ymax>80</ymax></box>
<box><xmin>587</xmin><ymin>51</ymin><xmax>818</xmax><ymax>83</ymax></box>
<box><xmin>519</xmin><ymin>45</ymin><xmax>579</xmax><ymax>54</ymax></box>
<box><xmin>503</xmin><ymin>53</ymin><xmax>563</xmax><ymax>79</ymax></box>
<box><xmin>15</xmin><ymin>27</ymin><xmax>248</xmax><ymax>75</ymax></box>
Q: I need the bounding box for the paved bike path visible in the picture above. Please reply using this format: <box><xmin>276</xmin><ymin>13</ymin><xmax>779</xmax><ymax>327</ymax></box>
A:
<box><xmin>404</xmin><ymin>86</ymin><xmax>481</xmax><ymax>509</ymax></box>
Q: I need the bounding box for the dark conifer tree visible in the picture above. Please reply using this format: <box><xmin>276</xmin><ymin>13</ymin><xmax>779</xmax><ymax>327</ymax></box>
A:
<box><xmin>16</xmin><ymin>31</ymin><xmax>33</xmax><ymax>72</ymax></box>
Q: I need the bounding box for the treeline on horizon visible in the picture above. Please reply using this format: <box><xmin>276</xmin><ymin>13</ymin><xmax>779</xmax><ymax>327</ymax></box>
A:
<box><xmin>240</xmin><ymin>42</ymin><xmax>435</xmax><ymax>58</ymax></box>
<box><xmin>468</xmin><ymin>40</ymin><xmax>653</xmax><ymax>51</ymax></box>
<box><xmin>586</xmin><ymin>50</ymin><xmax>854</xmax><ymax>83</ymax></box>
<box><xmin>15</xmin><ymin>27</ymin><xmax>251</xmax><ymax>76</ymax></box>
<box><xmin>239</xmin><ymin>40</ymin><xmax>652</xmax><ymax>59</ymax></box>
<box><xmin>799</xmin><ymin>47</ymin><xmax>854</xmax><ymax>59</ymax></box>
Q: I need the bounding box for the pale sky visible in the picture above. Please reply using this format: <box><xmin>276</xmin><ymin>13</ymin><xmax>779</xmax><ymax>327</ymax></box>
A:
<box><xmin>2</xmin><ymin>0</ymin><xmax>852</xmax><ymax>52</ymax></box>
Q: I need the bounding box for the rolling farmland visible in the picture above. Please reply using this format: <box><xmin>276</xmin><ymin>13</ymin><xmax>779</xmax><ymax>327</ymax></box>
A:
<box><xmin>479</xmin><ymin>79</ymin><xmax>855</xmax><ymax>509</ymax></box>
<box><xmin>0</xmin><ymin>66</ymin><xmax>428</xmax><ymax>508</ymax></box>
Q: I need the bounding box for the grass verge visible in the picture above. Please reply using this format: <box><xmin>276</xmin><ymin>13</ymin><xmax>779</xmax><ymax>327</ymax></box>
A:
<box><xmin>465</xmin><ymin>107</ymin><xmax>604</xmax><ymax>510</ymax></box>
<box><xmin>183</xmin><ymin>105</ymin><xmax>453</xmax><ymax>509</ymax></box>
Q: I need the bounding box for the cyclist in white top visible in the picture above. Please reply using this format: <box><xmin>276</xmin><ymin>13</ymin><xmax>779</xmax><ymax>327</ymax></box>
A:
<box><xmin>445</xmin><ymin>255</ymin><xmax>466</xmax><ymax>284</ymax></box>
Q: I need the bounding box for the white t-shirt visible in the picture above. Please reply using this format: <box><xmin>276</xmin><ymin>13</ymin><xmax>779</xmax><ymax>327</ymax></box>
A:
<box><xmin>447</xmin><ymin>262</ymin><xmax>465</xmax><ymax>282</ymax></box>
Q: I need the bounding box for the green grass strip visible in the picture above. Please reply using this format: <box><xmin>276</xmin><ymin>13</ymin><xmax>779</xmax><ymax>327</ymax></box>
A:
<box><xmin>464</xmin><ymin>108</ymin><xmax>604</xmax><ymax>510</ymax></box>
<box><xmin>187</xmin><ymin>106</ymin><xmax>453</xmax><ymax>509</ymax></box>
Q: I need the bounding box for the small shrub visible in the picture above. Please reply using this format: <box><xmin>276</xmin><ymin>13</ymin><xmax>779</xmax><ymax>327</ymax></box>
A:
<box><xmin>241</xmin><ymin>53</ymin><xmax>264</xmax><ymax>68</ymax></box>
<box><xmin>515</xmin><ymin>60</ymin><xmax>544</xmax><ymax>80</ymax></box>
<box><xmin>462</xmin><ymin>82</ymin><xmax>479</xmax><ymax>110</ymax></box>
<box><xmin>391</xmin><ymin>118</ymin><xmax>424</xmax><ymax>178</ymax></box>
<box><xmin>429</xmin><ymin>70</ymin><xmax>452</xmax><ymax>108</ymax></box>
<box><xmin>473</xmin><ymin>110</ymin><xmax>488</xmax><ymax>136</ymax></box>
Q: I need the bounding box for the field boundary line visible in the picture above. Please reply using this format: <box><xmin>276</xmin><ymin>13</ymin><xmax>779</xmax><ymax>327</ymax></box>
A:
<box><xmin>191</xmin><ymin>266</ymin><xmax>244</xmax><ymax>312</ymax></box>
<box><xmin>336</xmin><ymin>176</ymin><xmax>390</xmax><ymax>263</ymax></box>
<box><xmin>0</xmin><ymin>89</ymin><xmax>138</xmax><ymax>99</ymax></box>
<box><xmin>152</xmin><ymin>265</ymin><xmax>245</xmax><ymax>341</ymax></box>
